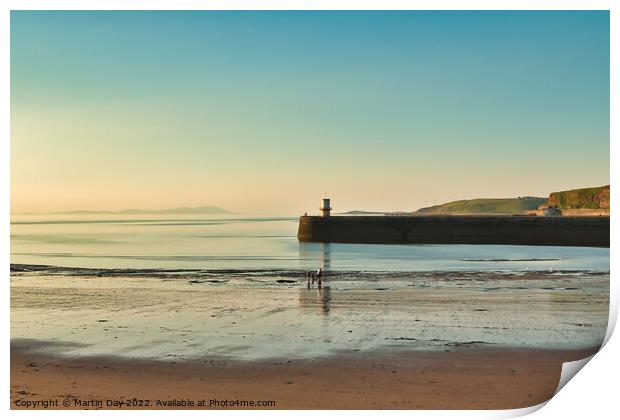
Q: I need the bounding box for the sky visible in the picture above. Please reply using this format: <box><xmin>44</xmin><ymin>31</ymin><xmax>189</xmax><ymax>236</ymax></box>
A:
<box><xmin>11</xmin><ymin>11</ymin><xmax>610</xmax><ymax>215</ymax></box>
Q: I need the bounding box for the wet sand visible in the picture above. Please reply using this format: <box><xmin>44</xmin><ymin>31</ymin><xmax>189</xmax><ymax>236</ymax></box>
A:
<box><xmin>11</xmin><ymin>341</ymin><xmax>598</xmax><ymax>409</ymax></box>
<box><xmin>10</xmin><ymin>268</ymin><xmax>609</xmax><ymax>360</ymax></box>
<box><xmin>10</xmin><ymin>266</ymin><xmax>608</xmax><ymax>409</ymax></box>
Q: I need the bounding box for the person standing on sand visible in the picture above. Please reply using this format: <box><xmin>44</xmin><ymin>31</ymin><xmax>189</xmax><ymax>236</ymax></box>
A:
<box><xmin>305</xmin><ymin>268</ymin><xmax>323</xmax><ymax>286</ymax></box>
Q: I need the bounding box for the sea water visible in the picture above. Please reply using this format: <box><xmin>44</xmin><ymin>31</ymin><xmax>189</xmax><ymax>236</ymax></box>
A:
<box><xmin>10</xmin><ymin>214</ymin><xmax>610</xmax><ymax>272</ymax></box>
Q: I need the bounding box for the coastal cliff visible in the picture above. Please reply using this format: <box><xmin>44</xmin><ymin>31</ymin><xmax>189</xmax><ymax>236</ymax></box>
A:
<box><xmin>547</xmin><ymin>185</ymin><xmax>610</xmax><ymax>210</ymax></box>
<box><xmin>413</xmin><ymin>185</ymin><xmax>610</xmax><ymax>215</ymax></box>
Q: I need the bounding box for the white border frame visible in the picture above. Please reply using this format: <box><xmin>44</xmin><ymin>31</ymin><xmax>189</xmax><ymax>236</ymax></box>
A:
<box><xmin>2</xmin><ymin>2</ymin><xmax>616</xmax><ymax>420</ymax></box>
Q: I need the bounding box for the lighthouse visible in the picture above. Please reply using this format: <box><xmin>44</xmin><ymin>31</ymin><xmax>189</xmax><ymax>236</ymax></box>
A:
<box><xmin>320</xmin><ymin>198</ymin><xmax>332</xmax><ymax>217</ymax></box>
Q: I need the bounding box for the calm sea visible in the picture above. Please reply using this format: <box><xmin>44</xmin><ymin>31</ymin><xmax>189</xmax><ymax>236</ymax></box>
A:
<box><xmin>10</xmin><ymin>214</ymin><xmax>609</xmax><ymax>272</ymax></box>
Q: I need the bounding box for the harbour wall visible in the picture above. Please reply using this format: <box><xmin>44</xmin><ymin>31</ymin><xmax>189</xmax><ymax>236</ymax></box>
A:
<box><xmin>297</xmin><ymin>215</ymin><xmax>610</xmax><ymax>247</ymax></box>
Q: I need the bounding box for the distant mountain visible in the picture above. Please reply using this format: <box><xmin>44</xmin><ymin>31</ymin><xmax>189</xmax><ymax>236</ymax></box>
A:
<box><xmin>415</xmin><ymin>197</ymin><xmax>547</xmax><ymax>215</ymax></box>
<box><xmin>547</xmin><ymin>185</ymin><xmax>609</xmax><ymax>209</ymax></box>
<box><xmin>49</xmin><ymin>206</ymin><xmax>233</xmax><ymax>215</ymax></box>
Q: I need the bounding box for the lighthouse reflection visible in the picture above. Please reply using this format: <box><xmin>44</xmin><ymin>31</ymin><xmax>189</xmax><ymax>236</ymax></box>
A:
<box><xmin>320</xmin><ymin>242</ymin><xmax>331</xmax><ymax>271</ymax></box>
<box><xmin>298</xmin><ymin>286</ymin><xmax>332</xmax><ymax>315</ymax></box>
<box><xmin>298</xmin><ymin>242</ymin><xmax>332</xmax><ymax>271</ymax></box>
<box><xmin>298</xmin><ymin>242</ymin><xmax>332</xmax><ymax>315</ymax></box>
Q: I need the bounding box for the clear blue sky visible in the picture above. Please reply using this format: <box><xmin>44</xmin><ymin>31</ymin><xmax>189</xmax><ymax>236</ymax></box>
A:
<box><xmin>11</xmin><ymin>11</ymin><xmax>609</xmax><ymax>214</ymax></box>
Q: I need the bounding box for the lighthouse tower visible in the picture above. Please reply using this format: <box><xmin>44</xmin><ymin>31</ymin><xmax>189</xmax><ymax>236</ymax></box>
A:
<box><xmin>320</xmin><ymin>198</ymin><xmax>332</xmax><ymax>217</ymax></box>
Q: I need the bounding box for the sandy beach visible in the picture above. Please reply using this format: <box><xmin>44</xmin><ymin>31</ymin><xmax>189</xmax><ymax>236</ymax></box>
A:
<box><xmin>11</xmin><ymin>340</ymin><xmax>599</xmax><ymax>409</ymax></box>
<box><xmin>10</xmin><ymin>265</ymin><xmax>609</xmax><ymax>409</ymax></box>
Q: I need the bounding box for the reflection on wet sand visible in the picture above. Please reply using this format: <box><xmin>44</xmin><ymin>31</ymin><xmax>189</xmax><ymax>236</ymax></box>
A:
<box><xmin>10</xmin><ymin>268</ymin><xmax>609</xmax><ymax>361</ymax></box>
<box><xmin>302</xmin><ymin>243</ymin><xmax>332</xmax><ymax>313</ymax></box>
<box><xmin>298</xmin><ymin>286</ymin><xmax>331</xmax><ymax>314</ymax></box>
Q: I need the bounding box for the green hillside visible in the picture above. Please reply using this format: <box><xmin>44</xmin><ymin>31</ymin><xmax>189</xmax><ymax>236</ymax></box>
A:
<box><xmin>415</xmin><ymin>197</ymin><xmax>547</xmax><ymax>215</ymax></box>
<box><xmin>547</xmin><ymin>185</ymin><xmax>609</xmax><ymax>209</ymax></box>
